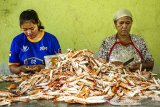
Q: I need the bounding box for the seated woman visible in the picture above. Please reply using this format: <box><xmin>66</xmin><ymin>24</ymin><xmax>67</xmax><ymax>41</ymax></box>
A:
<box><xmin>98</xmin><ymin>9</ymin><xmax>154</xmax><ymax>71</ymax></box>
<box><xmin>9</xmin><ymin>9</ymin><xmax>61</xmax><ymax>74</ymax></box>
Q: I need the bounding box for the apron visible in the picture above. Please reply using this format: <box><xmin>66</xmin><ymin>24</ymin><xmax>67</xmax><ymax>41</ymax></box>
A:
<box><xmin>108</xmin><ymin>36</ymin><xmax>144</xmax><ymax>65</ymax></box>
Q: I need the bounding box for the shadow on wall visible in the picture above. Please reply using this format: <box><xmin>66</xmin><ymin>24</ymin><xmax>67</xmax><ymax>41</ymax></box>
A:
<box><xmin>0</xmin><ymin>63</ymin><xmax>10</xmax><ymax>75</ymax></box>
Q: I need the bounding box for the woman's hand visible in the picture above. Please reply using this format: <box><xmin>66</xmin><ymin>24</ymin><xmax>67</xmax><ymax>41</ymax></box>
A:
<box><xmin>128</xmin><ymin>60</ymin><xmax>154</xmax><ymax>72</ymax></box>
<box><xmin>111</xmin><ymin>61</ymin><xmax>124</xmax><ymax>68</ymax></box>
<box><xmin>128</xmin><ymin>63</ymin><xmax>141</xmax><ymax>71</ymax></box>
<box><xmin>9</xmin><ymin>64</ymin><xmax>45</xmax><ymax>74</ymax></box>
<box><xmin>111</xmin><ymin>61</ymin><xmax>141</xmax><ymax>71</ymax></box>
<box><xmin>24</xmin><ymin>65</ymin><xmax>45</xmax><ymax>73</ymax></box>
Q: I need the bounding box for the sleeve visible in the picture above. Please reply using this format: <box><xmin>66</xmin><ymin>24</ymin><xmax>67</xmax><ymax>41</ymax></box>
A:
<box><xmin>98</xmin><ymin>37</ymin><xmax>112</xmax><ymax>61</ymax></box>
<box><xmin>98</xmin><ymin>40</ymin><xmax>108</xmax><ymax>60</ymax></box>
<box><xmin>9</xmin><ymin>38</ymin><xmax>20</xmax><ymax>63</ymax></box>
<box><xmin>139</xmin><ymin>38</ymin><xmax>154</xmax><ymax>62</ymax></box>
<box><xmin>51</xmin><ymin>36</ymin><xmax>61</xmax><ymax>54</ymax></box>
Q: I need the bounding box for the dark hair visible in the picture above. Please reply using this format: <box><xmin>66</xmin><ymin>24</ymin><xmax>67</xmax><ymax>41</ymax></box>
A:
<box><xmin>19</xmin><ymin>9</ymin><xmax>44</xmax><ymax>30</ymax></box>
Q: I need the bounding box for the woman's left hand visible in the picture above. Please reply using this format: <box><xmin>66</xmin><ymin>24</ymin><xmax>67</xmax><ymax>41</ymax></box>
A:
<box><xmin>111</xmin><ymin>61</ymin><xmax>124</xmax><ymax>68</ymax></box>
<box><xmin>128</xmin><ymin>63</ymin><xmax>141</xmax><ymax>71</ymax></box>
<box><xmin>25</xmin><ymin>65</ymin><xmax>45</xmax><ymax>73</ymax></box>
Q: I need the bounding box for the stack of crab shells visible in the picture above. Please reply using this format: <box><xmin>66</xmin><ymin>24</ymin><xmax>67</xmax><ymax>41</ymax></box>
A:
<box><xmin>0</xmin><ymin>49</ymin><xmax>160</xmax><ymax>106</ymax></box>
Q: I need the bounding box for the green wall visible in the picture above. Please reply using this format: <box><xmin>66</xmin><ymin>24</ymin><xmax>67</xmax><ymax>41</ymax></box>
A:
<box><xmin>0</xmin><ymin>0</ymin><xmax>160</xmax><ymax>75</ymax></box>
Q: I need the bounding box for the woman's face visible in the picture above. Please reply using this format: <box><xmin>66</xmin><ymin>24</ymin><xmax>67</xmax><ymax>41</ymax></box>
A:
<box><xmin>114</xmin><ymin>16</ymin><xmax>132</xmax><ymax>36</ymax></box>
<box><xmin>21</xmin><ymin>21</ymin><xmax>39</xmax><ymax>39</ymax></box>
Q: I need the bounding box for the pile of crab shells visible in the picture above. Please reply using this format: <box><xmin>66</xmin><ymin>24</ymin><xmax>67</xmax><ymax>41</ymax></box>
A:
<box><xmin>0</xmin><ymin>49</ymin><xmax>160</xmax><ymax>106</ymax></box>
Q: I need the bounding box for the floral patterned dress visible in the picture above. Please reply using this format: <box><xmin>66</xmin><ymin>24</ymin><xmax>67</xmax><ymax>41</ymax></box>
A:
<box><xmin>98</xmin><ymin>34</ymin><xmax>153</xmax><ymax>65</ymax></box>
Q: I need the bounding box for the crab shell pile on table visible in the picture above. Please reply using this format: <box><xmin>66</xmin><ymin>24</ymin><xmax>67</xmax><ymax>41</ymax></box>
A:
<box><xmin>0</xmin><ymin>49</ymin><xmax>160</xmax><ymax>106</ymax></box>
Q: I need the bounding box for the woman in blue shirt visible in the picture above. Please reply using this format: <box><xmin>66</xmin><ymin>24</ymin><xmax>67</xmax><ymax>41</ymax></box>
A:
<box><xmin>9</xmin><ymin>9</ymin><xmax>61</xmax><ymax>74</ymax></box>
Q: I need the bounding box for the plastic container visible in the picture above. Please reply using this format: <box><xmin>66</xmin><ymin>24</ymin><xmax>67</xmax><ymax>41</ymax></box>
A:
<box><xmin>44</xmin><ymin>55</ymin><xmax>58</xmax><ymax>69</ymax></box>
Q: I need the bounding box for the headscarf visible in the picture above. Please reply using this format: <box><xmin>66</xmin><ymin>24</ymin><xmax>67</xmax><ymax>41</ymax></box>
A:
<box><xmin>113</xmin><ymin>9</ymin><xmax>132</xmax><ymax>21</ymax></box>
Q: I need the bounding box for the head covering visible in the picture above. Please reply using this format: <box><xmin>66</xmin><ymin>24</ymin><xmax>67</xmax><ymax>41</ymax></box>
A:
<box><xmin>113</xmin><ymin>9</ymin><xmax>132</xmax><ymax>21</ymax></box>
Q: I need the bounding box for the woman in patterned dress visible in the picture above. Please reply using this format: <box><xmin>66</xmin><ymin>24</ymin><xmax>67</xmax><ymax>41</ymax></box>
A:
<box><xmin>98</xmin><ymin>9</ymin><xmax>154</xmax><ymax>71</ymax></box>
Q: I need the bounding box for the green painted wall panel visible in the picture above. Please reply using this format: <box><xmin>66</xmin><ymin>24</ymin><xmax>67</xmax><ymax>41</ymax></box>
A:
<box><xmin>0</xmin><ymin>0</ymin><xmax>160</xmax><ymax>75</ymax></box>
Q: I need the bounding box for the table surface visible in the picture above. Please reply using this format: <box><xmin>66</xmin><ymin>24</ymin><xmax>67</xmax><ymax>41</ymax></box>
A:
<box><xmin>0</xmin><ymin>82</ymin><xmax>160</xmax><ymax>107</ymax></box>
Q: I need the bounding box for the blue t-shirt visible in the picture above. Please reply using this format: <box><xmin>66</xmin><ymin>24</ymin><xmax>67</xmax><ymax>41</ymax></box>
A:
<box><xmin>9</xmin><ymin>31</ymin><xmax>61</xmax><ymax>66</ymax></box>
